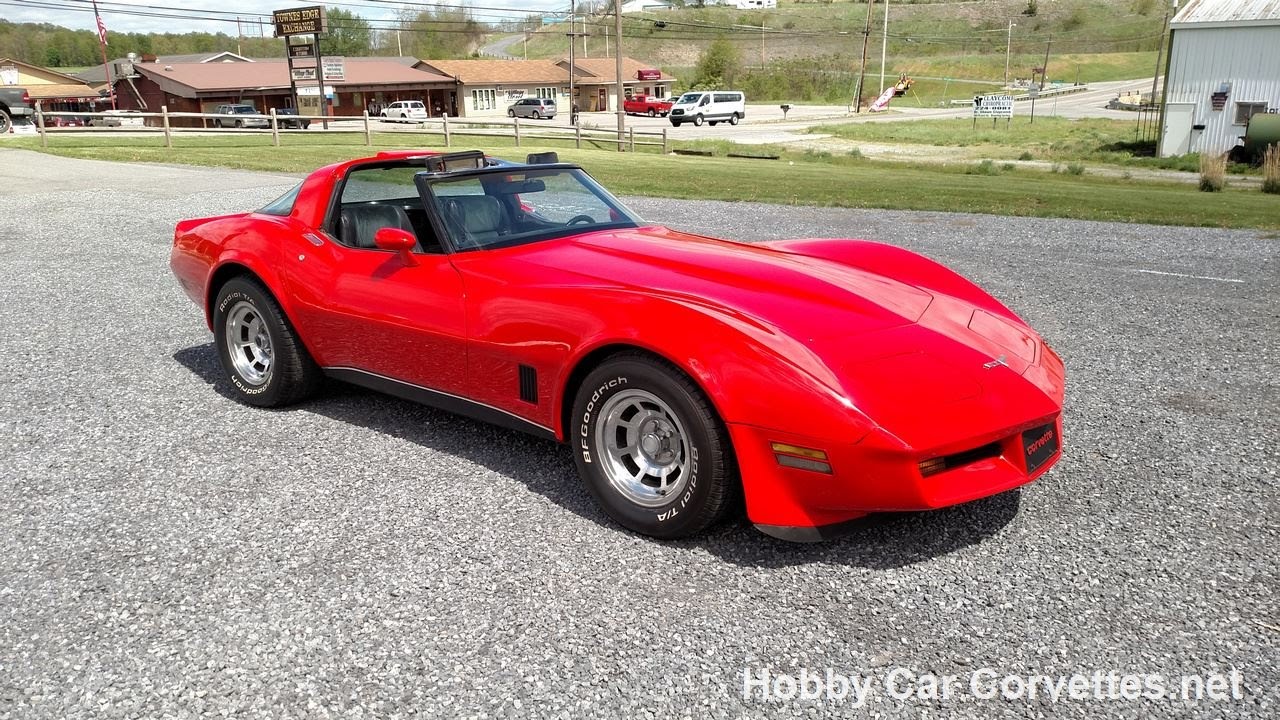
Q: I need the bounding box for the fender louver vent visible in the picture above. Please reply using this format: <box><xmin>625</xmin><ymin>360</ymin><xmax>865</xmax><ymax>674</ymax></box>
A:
<box><xmin>518</xmin><ymin>365</ymin><xmax>538</xmax><ymax>404</ymax></box>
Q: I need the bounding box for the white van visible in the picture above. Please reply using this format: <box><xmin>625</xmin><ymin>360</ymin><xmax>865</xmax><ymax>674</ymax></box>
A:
<box><xmin>668</xmin><ymin>91</ymin><xmax>745</xmax><ymax>127</ymax></box>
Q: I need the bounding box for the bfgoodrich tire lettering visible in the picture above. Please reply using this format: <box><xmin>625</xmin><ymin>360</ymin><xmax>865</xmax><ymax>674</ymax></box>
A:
<box><xmin>571</xmin><ymin>354</ymin><xmax>735</xmax><ymax>538</ymax></box>
<box><xmin>212</xmin><ymin>276</ymin><xmax>321</xmax><ymax>408</ymax></box>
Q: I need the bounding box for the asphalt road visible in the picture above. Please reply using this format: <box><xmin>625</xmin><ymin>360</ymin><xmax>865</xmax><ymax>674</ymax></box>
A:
<box><xmin>0</xmin><ymin>150</ymin><xmax>1276</xmax><ymax>719</ymax></box>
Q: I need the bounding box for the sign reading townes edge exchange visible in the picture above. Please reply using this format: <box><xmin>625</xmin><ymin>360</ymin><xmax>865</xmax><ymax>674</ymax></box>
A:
<box><xmin>273</xmin><ymin>6</ymin><xmax>326</xmax><ymax>37</ymax></box>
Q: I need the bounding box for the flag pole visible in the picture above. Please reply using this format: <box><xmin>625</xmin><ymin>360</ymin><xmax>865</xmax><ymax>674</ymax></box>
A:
<box><xmin>92</xmin><ymin>0</ymin><xmax>116</xmax><ymax>110</ymax></box>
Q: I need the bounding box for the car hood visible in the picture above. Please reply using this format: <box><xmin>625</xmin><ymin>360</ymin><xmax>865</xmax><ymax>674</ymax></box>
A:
<box><xmin>514</xmin><ymin>226</ymin><xmax>934</xmax><ymax>339</ymax></box>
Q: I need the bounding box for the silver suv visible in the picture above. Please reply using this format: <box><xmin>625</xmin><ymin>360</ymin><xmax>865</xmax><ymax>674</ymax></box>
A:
<box><xmin>213</xmin><ymin>103</ymin><xmax>269</xmax><ymax>129</ymax></box>
<box><xmin>507</xmin><ymin>97</ymin><xmax>557</xmax><ymax>120</ymax></box>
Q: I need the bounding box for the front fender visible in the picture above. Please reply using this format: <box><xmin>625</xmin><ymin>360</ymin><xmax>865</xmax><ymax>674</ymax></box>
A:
<box><xmin>556</xmin><ymin>289</ymin><xmax>875</xmax><ymax>447</ymax></box>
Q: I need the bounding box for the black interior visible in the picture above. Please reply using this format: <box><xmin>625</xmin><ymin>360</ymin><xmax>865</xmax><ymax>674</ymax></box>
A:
<box><xmin>336</xmin><ymin>200</ymin><xmax>444</xmax><ymax>254</ymax></box>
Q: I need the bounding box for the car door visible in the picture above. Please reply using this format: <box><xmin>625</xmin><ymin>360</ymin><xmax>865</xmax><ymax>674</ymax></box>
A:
<box><xmin>287</xmin><ymin>163</ymin><xmax>470</xmax><ymax>396</ymax></box>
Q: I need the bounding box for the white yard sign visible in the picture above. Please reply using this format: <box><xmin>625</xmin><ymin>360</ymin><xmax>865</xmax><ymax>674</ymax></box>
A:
<box><xmin>973</xmin><ymin>95</ymin><xmax>1014</xmax><ymax>119</ymax></box>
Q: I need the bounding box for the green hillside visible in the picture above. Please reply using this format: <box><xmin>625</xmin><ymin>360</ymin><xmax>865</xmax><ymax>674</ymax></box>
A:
<box><xmin>510</xmin><ymin>0</ymin><xmax>1166</xmax><ymax>100</ymax></box>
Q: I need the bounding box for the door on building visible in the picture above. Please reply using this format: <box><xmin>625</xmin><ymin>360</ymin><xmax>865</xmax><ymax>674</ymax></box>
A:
<box><xmin>1161</xmin><ymin>103</ymin><xmax>1195</xmax><ymax>157</ymax></box>
<box><xmin>598</xmin><ymin>88</ymin><xmax>607</xmax><ymax>112</ymax></box>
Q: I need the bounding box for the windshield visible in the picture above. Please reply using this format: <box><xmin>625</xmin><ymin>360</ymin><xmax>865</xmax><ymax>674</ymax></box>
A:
<box><xmin>676</xmin><ymin>93</ymin><xmax>703</xmax><ymax>104</ymax></box>
<box><xmin>232</xmin><ymin>106</ymin><xmax>257</xmax><ymax>114</ymax></box>
<box><xmin>422</xmin><ymin>167</ymin><xmax>641</xmax><ymax>252</ymax></box>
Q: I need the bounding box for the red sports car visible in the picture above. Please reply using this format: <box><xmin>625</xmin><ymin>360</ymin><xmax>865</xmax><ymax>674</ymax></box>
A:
<box><xmin>171</xmin><ymin>150</ymin><xmax>1064</xmax><ymax>541</ymax></box>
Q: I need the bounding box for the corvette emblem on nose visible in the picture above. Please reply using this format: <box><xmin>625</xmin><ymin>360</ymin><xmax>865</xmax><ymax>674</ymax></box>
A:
<box><xmin>983</xmin><ymin>354</ymin><xmax>1009</xmax><ymax>369</ymax></box>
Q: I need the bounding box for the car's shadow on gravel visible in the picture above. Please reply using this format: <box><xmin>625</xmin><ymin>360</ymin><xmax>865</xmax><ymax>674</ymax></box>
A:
<box><xmin>174</xmin><ymin>344</ymin><xmax>1021</xmax><ymax>570</ymax></box>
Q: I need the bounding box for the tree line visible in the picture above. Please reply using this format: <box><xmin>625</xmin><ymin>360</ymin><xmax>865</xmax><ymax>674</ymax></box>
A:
<box><xmin>0</xmin><ymin>10</ymin><xmax>486</xmax><ymax>69</ymax></box>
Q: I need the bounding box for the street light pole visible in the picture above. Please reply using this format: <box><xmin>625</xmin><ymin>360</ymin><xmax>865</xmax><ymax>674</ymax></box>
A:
<box><xmin>1004</xmin><ymin>20</ymin><xmax>1016</xmax><ymax>86</ymax></box>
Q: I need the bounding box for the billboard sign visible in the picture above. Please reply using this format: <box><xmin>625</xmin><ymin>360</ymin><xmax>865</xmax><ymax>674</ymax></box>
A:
<box><xmin>973</xmin><ymin>94</ymin><xmax>1014</xmax><ymax>119</ymax></box>
<box><xmin>273</xmin><ymin>6</ymin><xmax>326</xmax><ymax>37</ymax></box>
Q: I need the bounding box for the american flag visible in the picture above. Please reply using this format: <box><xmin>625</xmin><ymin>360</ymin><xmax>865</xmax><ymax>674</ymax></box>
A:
<box><xmin>94</xmin><ymin>3</ymin><xmax>109</xmax><ymax>47</ymax></box>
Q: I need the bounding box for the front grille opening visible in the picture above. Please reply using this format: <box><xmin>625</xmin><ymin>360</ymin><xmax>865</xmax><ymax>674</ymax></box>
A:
<box><xmin>919</xmin><ymin>442</ymin><xmax>1002</xmax><ymax>477</ymax></box>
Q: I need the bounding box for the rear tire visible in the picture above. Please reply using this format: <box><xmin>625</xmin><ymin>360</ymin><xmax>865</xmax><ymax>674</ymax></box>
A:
<box><xmin>647</xmin><ymin>108</ymin><xmax>657</xmax><ymax>117</ymax></box>
<box><xmin>532</xmin><ymin>110</ymin><xmax>541</xmax><ymax>119</ymax></box>
<box><xmin>213</xmin><ymin>277</ymin><xmax>321</xmax><ymax>408</ymax></box>
<box><xmin>571</xmin><ymin>354</ymin><xmax>736</xmax><ymax>539</ymax></box>
<box><xmin>0</xmin><ymin>110</ymin><xmax>12</xmax><ymax>134</ymax></box>
<box><xmin>729</xmin><ymin>113</ymin><xmax>740</xmax><ymax>125</ymax></box>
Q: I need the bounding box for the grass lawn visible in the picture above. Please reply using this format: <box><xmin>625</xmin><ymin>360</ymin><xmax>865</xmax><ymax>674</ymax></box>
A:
<box><xmin>809</xmin><ymin>117</ymin><xmax>1254</xmax><ymax>173</ymax></box>
<box><xmin>10</xmin><ymin>133</ymin><xmax>1280</xmax><ymax>231</ymax></box>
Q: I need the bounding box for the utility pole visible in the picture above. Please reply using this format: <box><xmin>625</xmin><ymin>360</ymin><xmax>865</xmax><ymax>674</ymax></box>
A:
<box><xmin>1041</xmin><ymin>32</ymin><xmax>1052</xmax><ymax>87</ymax></box>
<box><xmin>568</xmin><ymin>3</ymin><xmax>578</xmax><ymax>122</ymax></box>
<box><xmin>1149</xmin><ymin>0</ymin><xmax>1173</xmax><ymax>106</ymax></box>
<box><xmin>1004</xmin><ymin>20</ymin><xmax>1016</xmax><ymax>86</ymax></box>
<box><xmin>854</xmin><ymin>0</ymin><xmax>874</xmax><ymax>113</ymax></box>
<box><xmin>615</xmin><ymin>0</ymin><xmax>625</xmax><ymax>149</ymax></box>
<box><xmin>879</xmin><ymin>0</ymin><xmax>888</xmax><ymax>93</ymax></box>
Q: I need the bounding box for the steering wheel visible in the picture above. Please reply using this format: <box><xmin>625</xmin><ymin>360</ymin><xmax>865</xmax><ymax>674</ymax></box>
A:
<box><xmin>566</xmin><ymin>214</ymin><xmax>597</xmax><ymax>226</ymax></box>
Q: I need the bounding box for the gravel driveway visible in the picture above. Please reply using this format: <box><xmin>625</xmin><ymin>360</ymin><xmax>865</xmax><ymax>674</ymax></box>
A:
<box><xmin>0</xmin><ymin>150</ymin><xmax>1275</xmax><ymax>719</ymax></box>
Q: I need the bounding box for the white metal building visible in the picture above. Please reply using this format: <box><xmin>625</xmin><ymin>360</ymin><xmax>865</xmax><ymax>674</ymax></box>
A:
<box><xmin>1159</xmin><ymin>0</ymin><xmax>1280</xmax><ymax>156</ymax></box>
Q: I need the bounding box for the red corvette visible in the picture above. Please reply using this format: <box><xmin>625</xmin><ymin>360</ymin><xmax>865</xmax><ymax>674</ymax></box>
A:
<box><xmin>171</xmin><ymin>150</ymin><xmax>1064</xmax><ymax>541</ymax></box>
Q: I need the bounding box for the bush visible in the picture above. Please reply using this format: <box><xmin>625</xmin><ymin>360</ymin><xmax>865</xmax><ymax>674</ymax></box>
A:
<box><xmin>1199</xmin><ymin>152</ymin><xmax>1227</xmax><ymax>192</ymax></box>
<box><xmin>1018</xmin><ymin>151</ymin><xmax>1034</xmax><ymax>161</ymax></box>
<box><xmin>1263</xmin><ymin>145</ymin><xmax>1280</xmax><ymax>195</ymax></box>
<box><xmin>967</xmin><ymin>159</ymin><xmax>999</xmax><ymax>175</ymax></box>
<box><xmin>847</xmin><ymin>147</ymin><xmax>863</xmax><ymax>159</ymax></box>
<box><xmin>1066</xmin><ymin>163</ymin><xmax>1085</xmax><ymax>175</ymax></box>
<box><xmin>1023</xmin><ymin>0</ymin><xmax>1038</xmax><ymax>17</ymax></box>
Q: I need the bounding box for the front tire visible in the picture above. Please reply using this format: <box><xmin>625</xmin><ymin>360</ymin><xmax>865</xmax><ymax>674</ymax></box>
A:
<box><xmin>213</xmin><ymin>277</ymin><xmax>321</xmax><ymax>408</ymax></box>
<box><xmin>693</xmin><ymin>114</ymin><xmax>705</xmax><ymax>127</ymax></box>
<box><xmin>571</xmin><ymin>354</ymin><xmax>736</xmax><ymax>539</ymax></box>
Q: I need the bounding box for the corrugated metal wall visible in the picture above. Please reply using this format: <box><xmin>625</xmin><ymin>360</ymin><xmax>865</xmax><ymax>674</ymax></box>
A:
<box><xmin>1160</xmin><ymin>25</ymin><xmax>1280</xmax><ymax>156</ymax></box>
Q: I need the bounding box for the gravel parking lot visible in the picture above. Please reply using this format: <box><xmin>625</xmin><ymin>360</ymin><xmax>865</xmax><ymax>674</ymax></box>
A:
<box><xmin>0</xmin><ymin>150</ymin><xmax>1275</xmax><ymax>719</ymax></box>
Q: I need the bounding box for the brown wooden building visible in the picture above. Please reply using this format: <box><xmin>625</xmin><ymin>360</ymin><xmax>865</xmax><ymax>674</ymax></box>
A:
<box><xmin>112</xmin><ymin>58</ymin><xmax>454</xmax><ymax>126</ymax></box>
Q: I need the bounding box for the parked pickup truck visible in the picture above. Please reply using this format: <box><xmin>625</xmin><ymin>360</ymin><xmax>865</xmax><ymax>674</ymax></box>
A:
<box><xmin>0</xmin><ymin>87</ymin><xmax>35</xmax><ymax>133</ymax></box>
<box><xmin>622</xmin><ymin>94</ymin><xmax>673</xmax><ymax>117</ymax></box>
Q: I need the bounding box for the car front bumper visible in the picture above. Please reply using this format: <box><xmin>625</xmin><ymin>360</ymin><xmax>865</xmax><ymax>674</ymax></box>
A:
<box><xmin>730</xmin><ymin>412</ymin><xmax>1062</xmax><ymax>541</ymax></box>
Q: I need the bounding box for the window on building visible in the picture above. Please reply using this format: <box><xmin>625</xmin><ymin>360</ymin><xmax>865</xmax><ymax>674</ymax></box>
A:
<box><xmin>472</xmin><ymin>88</ymin><xmax>497</xmax><ymax>111</ymax></box>
<box><xmin>535</xmin><ymin>87</ymin><xmax>558</xmax><ymax>100</ymax></box>
<box><xmin>654</xmin><ymin>86</ymin><xmax>665</xmax><ymax>99</ymax></box>
<box><xmin>1234</xmin><ymin>102</ymin><xmax>1268</xmax><ymax>125</ymax></box>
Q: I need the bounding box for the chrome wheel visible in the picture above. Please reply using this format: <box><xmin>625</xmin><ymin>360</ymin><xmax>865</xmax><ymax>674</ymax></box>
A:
<box><xmin>596</xmin><ymin>389</ymin><xmax>690</xmax><ymax>507</ymax></box>
<box><xmin>224</xmin><ymin>300</ymin><xmax>272</xmax><ymax>385</ymax></box>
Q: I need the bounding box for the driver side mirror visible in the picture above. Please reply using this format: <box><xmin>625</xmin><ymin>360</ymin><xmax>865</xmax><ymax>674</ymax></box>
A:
<box><xmin>374</xmin><ymin>227</ymin><xmax>418</xmax><ymax>265</ymax></box>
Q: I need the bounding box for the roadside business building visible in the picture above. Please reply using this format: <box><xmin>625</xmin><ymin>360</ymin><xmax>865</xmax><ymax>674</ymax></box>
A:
<box><xmin>0</xmin><ymin>57</ymin><xmax>100</xmax><ymax>113</ymax></box>
<box><xmin>1159</xmin><ymin>0</ymin><xmax>1280</xmax><ymax>157</ymax></box>
<box><xmin>110</xmin><ymin>57</ymin><xmax>454</xmax><ymax>125</ymax></box>
<box><xmin>555</xmin><ymin>57</ymin><xmax>676</xmax><ymax>112</ymax></box>
<box><xmin>415</xmin><ymin>59</ymin><xmax>572</xmax><ymax>118</ymax></box>
<box><xmin>417</xmin><ymin>57</ymin><xmax>674</xmax><ymax>117</ymax></box>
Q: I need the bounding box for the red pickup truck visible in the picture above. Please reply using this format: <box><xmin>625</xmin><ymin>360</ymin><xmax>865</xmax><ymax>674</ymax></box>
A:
<box><xmin>622</xmin><ymin>95</ymin><xmax>673</xmax><ymax>117</ymax></box>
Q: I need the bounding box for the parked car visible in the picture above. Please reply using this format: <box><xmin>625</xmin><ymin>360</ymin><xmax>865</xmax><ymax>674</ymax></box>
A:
<box><xmin>88</xmin><ymin>109</ymin><xmax>145</xmax><ymax>127</ymax></box>
<box><xmin>212</xmin><ymin>103</ymin><xmax>269</xmax><ymax>129</ymax></box>
<box><xmin>0</xmin><ymin>87</ymin><xmax>35</xmax><ymax>133</ymax></box>
<box><xmin>507</xmin><ymin>97</ymin><xmax>557</xmax><ymax>120</ymax></box>
<box><xmin>275</xmin><ymin>107</ymin><xmax>311</xmax><ymax>130</ymax></box>
<box><xmin>622</xmin><ymin>94</ymin><xmax>673</xmax><ymax>117</ymax></box>
<box><xmin>169</xmin><ymin>149</ymin><xmax>1065</xmax><ymax>542</ymax></box>
<box><xmin>669</xmin><ymin>91</ymin><xmax>746</xmax><ymax>127</ymax></box>
<box><xmin>44</xmin><ymin>114</ymin><xmax>87</xmax><ymax>128</ymax></box>
<box><xmin>381</xmin><ymin>100</ymin><xmax>428</xmax><ymax>122</ymax></box>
